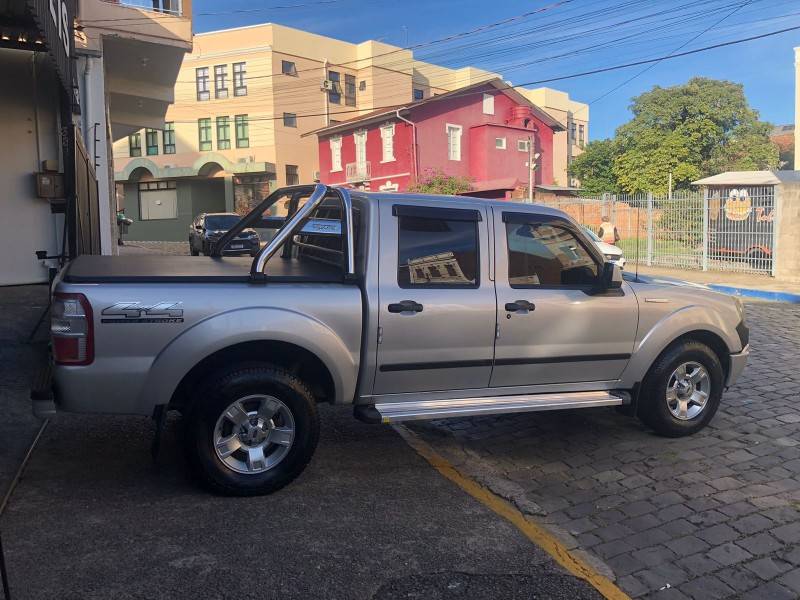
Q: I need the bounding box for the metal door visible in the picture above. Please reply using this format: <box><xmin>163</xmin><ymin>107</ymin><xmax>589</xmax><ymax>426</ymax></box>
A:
<box><xmin>373</xmin><ymin>200</ymin><xmax>496</xmax><ymax>395</ymax></box>
<box><xmin>491</xmin><ymin>209</ymin><xmax>638</xmax><ymax>388</ymax></box>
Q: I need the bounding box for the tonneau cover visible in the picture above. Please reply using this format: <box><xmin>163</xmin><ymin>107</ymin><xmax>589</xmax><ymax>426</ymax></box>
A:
<box><xmin>63</xmin><ymin>255</ymin><xmax>343</xmax><ymax>284</ymax></box>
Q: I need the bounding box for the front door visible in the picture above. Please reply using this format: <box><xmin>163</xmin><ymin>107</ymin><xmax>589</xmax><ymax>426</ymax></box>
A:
<box><xmin>373</xmin><ymin>201</ymin><xmax>496</xmax><ymax>395</ymax></box>
<box><xmin>491</xmin><ymin>209</ymin><xmax>638</xmax><ymax>388</ymax></box>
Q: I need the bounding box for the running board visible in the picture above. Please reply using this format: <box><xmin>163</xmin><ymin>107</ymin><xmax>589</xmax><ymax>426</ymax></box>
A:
<box><xmin>374</xmin><ymin>391</ymin><xmax>623</xmax><ymax>423</ymax></box>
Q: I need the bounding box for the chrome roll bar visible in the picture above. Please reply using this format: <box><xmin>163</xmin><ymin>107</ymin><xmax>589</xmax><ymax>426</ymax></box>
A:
<box><xmin>250</xmin><ymin>184</ymin><xmax>356</xmax><ymax>280</ymax></box>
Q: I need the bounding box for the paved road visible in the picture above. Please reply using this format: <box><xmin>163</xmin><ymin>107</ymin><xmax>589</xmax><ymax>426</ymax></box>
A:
<box><xmin>0</xmin><ymin>295</ymin><xmax>599</xmax><ymax>600</ymax></box>
<box><xmin>412</xmin><ymin>302</ymin><xmax>800</xmax><ymax>599</ymax></box>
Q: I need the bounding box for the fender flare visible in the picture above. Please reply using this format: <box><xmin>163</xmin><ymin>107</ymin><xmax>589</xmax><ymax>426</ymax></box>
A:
<box><xmin>137</xmin><ymin>307</ymin><xmax>359</xmax><ymax>414</ymax></box>
<box><xmin>619</xmin><ymin>304</ymin><xmax>739</xmax><ymax>388</ymax></box>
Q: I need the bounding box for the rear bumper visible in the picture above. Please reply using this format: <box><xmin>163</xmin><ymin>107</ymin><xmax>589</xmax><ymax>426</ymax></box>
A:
<box><xmin>727</xmin><ymin>344</ymin><xmax>749</xmax><ymax>387</ymax></box>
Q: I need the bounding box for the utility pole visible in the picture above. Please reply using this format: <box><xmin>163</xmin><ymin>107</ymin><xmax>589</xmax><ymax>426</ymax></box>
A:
<box><xmin>527</xmin><ymin>135</ymin><xmax>534</xmax><ymax>204</ymax></box>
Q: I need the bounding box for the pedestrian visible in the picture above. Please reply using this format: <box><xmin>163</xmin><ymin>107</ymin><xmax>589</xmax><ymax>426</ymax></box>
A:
<box><xmin>598</xmin><ymin>215</ymin><xmax>620</xmax><ymax>244</ymax></box>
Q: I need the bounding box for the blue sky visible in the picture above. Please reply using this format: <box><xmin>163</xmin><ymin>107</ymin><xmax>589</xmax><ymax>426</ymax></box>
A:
<box><xmin>193</xmin><ymin>0</ymin><xmax>798</xmax><ymax>140</ymax></box>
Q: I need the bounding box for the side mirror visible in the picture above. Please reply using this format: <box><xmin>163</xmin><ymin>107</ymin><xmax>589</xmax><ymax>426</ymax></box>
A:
<box><xmin>601</xmin><ymin>262</ymin><xmax>623</xmax><ymax>290</ymax></box>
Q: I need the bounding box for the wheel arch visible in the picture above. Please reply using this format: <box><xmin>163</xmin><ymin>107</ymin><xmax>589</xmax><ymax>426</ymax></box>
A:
<box><xmin>170</xmin><ymin>340</ymin><xmax>337</xmax><ymax>412</ymax></box>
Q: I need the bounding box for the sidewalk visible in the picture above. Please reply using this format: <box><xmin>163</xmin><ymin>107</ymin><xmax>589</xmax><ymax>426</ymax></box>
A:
<box><xmin>632</xmin><ymin>264</ymin><xmax>800</xmax><ymax>302</ymax></box>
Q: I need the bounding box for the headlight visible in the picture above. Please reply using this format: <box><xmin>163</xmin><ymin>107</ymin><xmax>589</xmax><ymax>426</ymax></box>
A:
<box><xmin>604</xmin><ymin>254</ymin><xmax>618</xmax><ymax>261</ymax></box>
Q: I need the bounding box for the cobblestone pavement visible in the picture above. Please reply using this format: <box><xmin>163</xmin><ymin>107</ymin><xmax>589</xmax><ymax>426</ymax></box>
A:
<box><xmin>411</xmin><ymin>302</ymin><xmax>800</xmax><ymax>599</ymax></box>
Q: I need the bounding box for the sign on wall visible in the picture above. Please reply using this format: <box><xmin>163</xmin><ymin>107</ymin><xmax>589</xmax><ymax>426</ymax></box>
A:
<box><xmin>25</xmin><ymin>0</ymin><xmax>75</xmax><ymax>96</ymax></box>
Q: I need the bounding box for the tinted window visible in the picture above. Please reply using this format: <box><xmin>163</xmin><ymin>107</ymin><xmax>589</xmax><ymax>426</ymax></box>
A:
<box><xmin>506</xmin><ymin>221</ymin><xmax>598</xmax><ymax>287</ymax></box>
<box><xmin>397</xmin><ymin>215</ymin><xmax>478</xmax><ymax>288</ymax></box>
<box><xmin>205</xmin><ymin>215</ymin><xmax>241</xmax><ymax>230</ymax></box>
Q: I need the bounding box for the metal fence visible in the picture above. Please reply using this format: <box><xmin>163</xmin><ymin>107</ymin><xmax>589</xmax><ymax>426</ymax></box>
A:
<box><xmin>533</xmin><ymin>186</ymin><xmax>777</xmax><ymax>276</ymax></box>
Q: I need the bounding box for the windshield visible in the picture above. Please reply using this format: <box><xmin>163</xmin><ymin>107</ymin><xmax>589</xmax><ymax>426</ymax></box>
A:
<box><xmin>205</xmin><ymin>215</ymin><xmax>242</xmax><ymax>231</ymax></box>
<box><xmin>584</xmin><ymin>227</ymin><xmax>601</xmax><ymax>242</ymax></box>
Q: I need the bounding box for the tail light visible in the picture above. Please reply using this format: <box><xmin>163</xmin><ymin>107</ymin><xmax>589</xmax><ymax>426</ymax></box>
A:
<box><xmin>51</xmin><ymin>293</ymin><xmax>94</xmax><ymax>365</ymax></box>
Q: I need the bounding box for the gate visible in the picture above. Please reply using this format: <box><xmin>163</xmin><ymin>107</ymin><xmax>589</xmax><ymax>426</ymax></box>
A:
<box><xmin>73</xmin><ymin>127</ymin><xmax>101</xmax><ymax>255</ymax></box>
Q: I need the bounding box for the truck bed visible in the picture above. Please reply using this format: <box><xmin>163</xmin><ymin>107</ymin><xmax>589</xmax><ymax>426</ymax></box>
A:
<box><xmin>63</xmin><ymin>254</ymin><xmax>346</xmax><ymax>284</ymax></box>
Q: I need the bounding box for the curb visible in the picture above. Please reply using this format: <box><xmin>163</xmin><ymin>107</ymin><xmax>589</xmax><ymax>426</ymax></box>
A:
<box><xmin>707</xmin><ymin>284</ymin><xmax>800</xmax><ymax>304</ymax></box>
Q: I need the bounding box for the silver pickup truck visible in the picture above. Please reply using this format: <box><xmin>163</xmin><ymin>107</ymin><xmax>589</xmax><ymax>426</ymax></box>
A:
<box><xmin>34</xmin><ymin>184</ymin><xmax>749</xmax><ymax>496</ymax></box>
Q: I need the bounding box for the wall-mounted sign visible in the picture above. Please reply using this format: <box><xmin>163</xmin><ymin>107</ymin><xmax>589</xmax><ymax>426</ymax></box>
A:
<box><xmin>25</xmin><ymin>0</ymin><xmax>75</xmax><ymax>96</ymax></box>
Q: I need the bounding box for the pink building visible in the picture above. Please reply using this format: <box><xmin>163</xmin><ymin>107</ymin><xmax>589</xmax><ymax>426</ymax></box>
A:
<box><xmin>309</xmin><ymin>79</ymin><xmax>564</xmax><ymax>198</ymax></box>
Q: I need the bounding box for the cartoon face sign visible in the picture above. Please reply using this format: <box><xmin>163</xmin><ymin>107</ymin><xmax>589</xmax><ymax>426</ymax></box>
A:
<box><xmin>724</xmin><ymin>189</ymin><xmax>752</xmax><ymax>222</ymax></box>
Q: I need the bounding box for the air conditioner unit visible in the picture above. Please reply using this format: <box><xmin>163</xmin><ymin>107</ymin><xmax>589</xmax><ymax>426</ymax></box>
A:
<box><xmin>322</xmin><ymin>79</ymin><xmax>334</xmax><ymax>91</ymax></box>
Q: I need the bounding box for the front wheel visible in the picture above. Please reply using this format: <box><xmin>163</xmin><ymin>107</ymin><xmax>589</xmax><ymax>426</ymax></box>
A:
<box><xmin>638</xmin><ymin>340</ymin><xmax>723</xmax><ymax>437</ymax></box>
<box><xmin>185</xmin><ymin>364</ymin><xmax>320</xmax><ymax>496</ymax></box>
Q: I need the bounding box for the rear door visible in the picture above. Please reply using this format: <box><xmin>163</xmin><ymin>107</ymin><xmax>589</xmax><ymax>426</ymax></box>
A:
<box><xmin>373</xmin><ymin>201</ymin><xmax>496</xmax><ymax>395</ymax></box>
<box><xmin>491</xmin><ymin>209</ymin><xmax>638</xmax><ymax>388</ymax></box>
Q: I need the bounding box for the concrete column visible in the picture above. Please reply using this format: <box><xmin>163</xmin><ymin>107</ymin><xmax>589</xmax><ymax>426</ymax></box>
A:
<box><xmin>775</xmin><ymin>183</ymin><xmax>800</xmax><ymax>282</ymax></box>
<box><xmin>224</xmin><ymin>175</ymin><xmax>235</xmax><ymax>212</ymax></box>
<box><xmin>78</xmin><ymin>52</ymin><xmax>113</xmax><ymax>255</ymax></box>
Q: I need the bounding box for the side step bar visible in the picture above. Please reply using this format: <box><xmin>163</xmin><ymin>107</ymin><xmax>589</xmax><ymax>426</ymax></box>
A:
<box><xmin>373</xmin><ymin>391</ymin><xmax>623</xmax><ymax>423</ymax></box>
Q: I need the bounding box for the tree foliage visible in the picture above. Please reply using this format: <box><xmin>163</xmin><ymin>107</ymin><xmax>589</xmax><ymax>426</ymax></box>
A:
<box><xmin>570</xmin><ymin>78</ymin><xmax>779</xmax><ymax>194</ymax></box>
<box><xmin>408</xmin><ymin>169</ymin><xmax>472</xmax><ymax>195</ymax></box>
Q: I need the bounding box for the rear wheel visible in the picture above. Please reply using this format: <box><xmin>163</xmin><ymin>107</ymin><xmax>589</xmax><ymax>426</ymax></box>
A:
<box><xmin>638</xmin><ymin>340</ymin><xmax>723</xmax><ymax>437</ymax></box>
<box><xmin>190</xmin><ymin>241</ymin><xmax>199</xmax><ymax>256</ymax></box>
<box><xmin>184</xmin><ymin>364</ymin><xmax>319</xmax><ymax>496</ymax></box>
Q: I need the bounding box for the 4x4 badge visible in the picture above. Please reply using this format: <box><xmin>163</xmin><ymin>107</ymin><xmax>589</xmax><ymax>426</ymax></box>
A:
<box><xmin>101</xmin><ymin>302</ymin><xmax>184</xmax><ymax>324</ymax></box>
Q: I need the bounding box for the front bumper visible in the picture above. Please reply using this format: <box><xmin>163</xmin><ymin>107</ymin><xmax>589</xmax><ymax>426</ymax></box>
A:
<box><xmin>727</xmin><ymin>344</ymin><xmax>749</xmax><ymax>387</ymax></box>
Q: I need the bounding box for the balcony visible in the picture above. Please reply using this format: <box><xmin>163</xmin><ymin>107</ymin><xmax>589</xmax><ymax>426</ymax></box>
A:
<box><xmin>346</xmin><ymin>161</ymin><xmax>371</xmax><ymax>183</ymax></box>
<box><xmin>112</xmin><ymin>1</ymin><xmax>185</xmax><ymax>16</ymax></box>
<box><xmin>78</xmin><ymin>0</ymin><xmax>192</xmax><ymax>50</ymax></box>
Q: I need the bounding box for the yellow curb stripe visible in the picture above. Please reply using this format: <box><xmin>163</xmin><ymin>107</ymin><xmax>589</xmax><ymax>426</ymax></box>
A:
<box><xmin>394</xmin><ymin>424</ymin><xmax>631</xmax><ymax>600</ymax></box>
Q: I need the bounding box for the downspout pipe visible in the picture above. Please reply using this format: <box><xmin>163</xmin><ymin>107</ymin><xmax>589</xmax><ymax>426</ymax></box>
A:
<box><xmin>82</xmin><ymin>57</ymin><xmax>91</xmax><ymax>147</ymax></box>
<box><xmin>395</xmin><ymin>109</ymin><xmax>417</xmax><ymax>183</ymax></box>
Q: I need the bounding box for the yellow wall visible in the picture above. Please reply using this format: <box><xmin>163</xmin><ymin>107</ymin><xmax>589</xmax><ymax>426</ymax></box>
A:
<box><xmin>114</xmin><ymin>23</ymin><xmax>588</xmax><ymax>189</ymax></box>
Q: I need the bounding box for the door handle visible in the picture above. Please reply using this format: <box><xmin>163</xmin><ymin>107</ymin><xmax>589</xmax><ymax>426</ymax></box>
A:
<box><xmin>388</xmin><ymin>300</ymin><xmax>424</xmax><ymax>313</ymax></box>
<box><xmin>505</xmin><ymin>300</ymin><xmax>535</xmax><ymax>312</ymax></box>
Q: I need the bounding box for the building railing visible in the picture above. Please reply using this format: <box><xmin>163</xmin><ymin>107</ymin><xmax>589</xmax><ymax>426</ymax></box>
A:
<box><xmin>105</xmin><ymin>0</ymin><xmax>183</xmax><ymax>16</ymax></box>
<box><xmin>346</xmin><ymin>161</ymin><xmax>371</xmax><ymax>183</ymax></box>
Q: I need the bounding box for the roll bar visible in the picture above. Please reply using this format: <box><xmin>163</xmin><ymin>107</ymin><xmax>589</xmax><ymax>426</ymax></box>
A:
<box><xmin>211</xmin><ymin>183</ymin><xmax>355</xmax><ymax>282</ymax></box>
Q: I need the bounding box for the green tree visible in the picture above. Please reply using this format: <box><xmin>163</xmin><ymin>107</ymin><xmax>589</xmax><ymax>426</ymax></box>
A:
<box><xmin>612</xmin><ymin>77</ymin><xmax>778</xmax><ymax>194</ymax></box>
<box><xmin>408</xmin><ymin>169</ymin><xmax>472</xmax><ymax>195</ymax></box>
<box><xmin>568</xmin><ymin>139</ymin><xmax>620</xmax><ymax>193</ymax></box>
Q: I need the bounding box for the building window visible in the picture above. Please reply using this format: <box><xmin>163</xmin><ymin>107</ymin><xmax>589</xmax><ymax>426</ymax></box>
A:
<box><xmin>163</xmin><ymin>122</ymin><xmax>176</xmax><ymax>154</ymax></box>
<box><xmin>413</xmin><ymin>88</ymin><xmax>424</xmax><ymax>101</ymax></box>
<box><xmin>380</xmin><ymin>123</ymin><xmax>395</xmax><ymax>162</ymax></box>
<box><xmin>328</xmin><ymin>70</ymin><xmax>341</xmax><ymax>104</ymax></box>
<box><xmin>138</xmin><ymin>180</ymin><xmax>177</xmax><ymax>220</ymax></box>
<box><xmin>330</xmin><ymin>136</ymin><xmax>342</xmax><ymax>172</ymax></box>
<box><xmin>214</xmin><ymin>65</ymin><xmax>228</xmax><ymax>99</ymax></box>
<box><xmin>196</xmin><ymin>67</ymin><xmax>210</xmax><ymax>101</ymax></box>
<box><xmin>345</xmin><ymin>74</ymin><xmax>356</xmax><ymax>107</ymax></box>
<box><xmin>506</xmin><ymin>219</ymin><xmax>598</xmax><ymax>287</ymax></box>
<box><xmin>145</xmin><ymin>128</ymin><xmax>158</xmax><ymax>155</ymax></box>
<box><xmin>354</xmin><ymin>130</ymin><xmax>367</xmax><ymax>169</ymax></box>
<box><xmin>235</xmin><ymin>115</ymin><xmax>249</xmax><ymax>148</ymax></box>
<box><xmin>281</xmin><ymin>60</ymin><xmax>297</xmax><ymax>76</ymax></box>
<box><xmin>129</xmin><ymin>133</ymin><xmax>142</xmax><ymax>157</ymax></box>
<box><xmin>358</xmin><ymin>80</ymin><xmax>366</xmax><ymax>92</ymax></box>
<box><xmin>397</xmin><ymin>212</ymin><xmax>479</xmax><ymax>288</ymax></box>
<box><xmin>482</xmin><ymin>93</ymin><xmax>494</xmax><ymax>115</ymax></box>
<box><xmin>495</xmin><ymin>137</ymin><xmax>507</xmax><ymax>150</ymax></box>
<box><xmin>578</xmin><ymin>124</ymin><xmax>585</xmax><ymax>149</ymax></box>
<box><xmin>283</xmin><ymin>112</ymin><xmax>297</xmax><ymax>128</ymax></box>
<box><xmin>446</xmin><ymin>123</ymin><xmax>462</xmax><ymax>161</ymax></box>
<box><xmin>233</xmin><ymin>62</ymin><xmax>247</xmax><ymax>96</ymax></box>
<box><xmin>198</xmin><ymin>118</ymin><xmax>212</xmax><ymax>151</ymax></box>
<box><xmin>569</xmin><ymin>121</ymin><xmax>577</xmax><ymax>145</ymax></box>
<box><xmin>216</xmin><ymin>116</ymin><xmax>231</xmax><ymax>149</ymax></box>
<box><xmin>286</xmin><ymin>164</ymin><xmax>299</xmax><ymax>186</ymax></box>
<box><xmin>518</xmin><ymin>139</ymin><xmax>529</xmax><ymax>152</ymax></box>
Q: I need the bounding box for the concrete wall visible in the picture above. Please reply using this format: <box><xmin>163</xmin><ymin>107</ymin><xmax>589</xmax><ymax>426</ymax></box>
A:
<box><xmin>776</xmin><ymin>182</ymin><xmax>800</xmax><ymax>282</ymax></box>
<box><xmin>0</xmin><ymin>50</ymin><xmax>64</xmax><ymax>285</ymax></box>
<box><xmin>122</xmin><ymin>179</ymin><xmax>225</xmax><ymax>242</ymax></box>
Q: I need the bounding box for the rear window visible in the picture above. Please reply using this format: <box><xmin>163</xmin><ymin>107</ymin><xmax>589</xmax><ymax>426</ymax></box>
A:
<box><xmin>397</xmin><ymin>215</ymin><xmax>478</xmax><ymax>288</ymax></box>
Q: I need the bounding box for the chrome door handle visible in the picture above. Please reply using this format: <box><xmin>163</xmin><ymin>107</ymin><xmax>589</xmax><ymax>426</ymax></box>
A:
<box><xmin>505</xmin><ymin>300</ymin><xmax>535</xmax><ymax>312</ymax></box>
<box><xmin>388</xmin><ymin>300</ymin><xmax>424</xmax><ymax>313</ymax></box>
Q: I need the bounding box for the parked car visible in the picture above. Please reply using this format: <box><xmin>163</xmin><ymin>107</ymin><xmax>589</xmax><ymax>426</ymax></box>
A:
<box><xmin>33</xmin><ymin>184</ymin><xmax>748</xmax><ymax>496</ymax></box>
<box><xmin>585</xmin><ymin>226</ymin><xmax>626</xmax><ymax>269</ymax></box>
<box><xmin>190</xmin><ymin>212</ymin><xmax>260</xmax><ymax>257</ymax></box>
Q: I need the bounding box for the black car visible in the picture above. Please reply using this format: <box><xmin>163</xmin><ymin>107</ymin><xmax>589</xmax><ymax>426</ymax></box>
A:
<box><xmin>189</xmin><ymin>212</ymin><xmax>261</xmax><ymax>257</ymax></box>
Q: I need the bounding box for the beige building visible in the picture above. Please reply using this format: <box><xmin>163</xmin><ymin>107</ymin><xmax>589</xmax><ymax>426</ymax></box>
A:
<box><xmin>112</xmin><ymin>22</ymin><xmax>588</xmax><ymax>241</ymax></box>
<box><xmin>795</xmin><ymin>46</ymin><xmax>799</xmax><ymax>170</ymax></box>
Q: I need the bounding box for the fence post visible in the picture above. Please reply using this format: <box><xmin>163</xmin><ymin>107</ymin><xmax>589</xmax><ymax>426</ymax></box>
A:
<box><xmin>771</xmin><ymin>184</ymin><xmax>780</xmax><ymax>278</ymax></box>
<box><xmin>646</xmin><ymin>192</ymin><xmax>653</xmax><ymax>266</ymax></box>
<box><xmin>702</xmin><ymin>188</ymin><xmax>709</xmax><ymax>272</ymax></box>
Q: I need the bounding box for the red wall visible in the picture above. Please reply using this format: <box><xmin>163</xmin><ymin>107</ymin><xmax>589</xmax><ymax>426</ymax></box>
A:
<box><xmin>317</xmin><ymin>84</ymin><xmax>556</xmax><ymax>192</ymax></box>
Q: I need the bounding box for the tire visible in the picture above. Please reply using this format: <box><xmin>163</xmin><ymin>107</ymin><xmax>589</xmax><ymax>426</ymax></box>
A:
<box><xmin>250</xmin><ymin>249</ymin><xmax>259</xmax><ymax>257</ymax></box>
<box><xmin>190</xmin><ymin>242</ymin><xmax>199</xmax><ymax>256</ymax></box>
<box><xmin>637</xmin><ymin>340</ymin><xmax>723</xmax><ymax>437</ymax></box>
<box><xmin>184</xmin><ymin>364</ymin><xmax>320</xmax><ymax>496</ymax></box>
